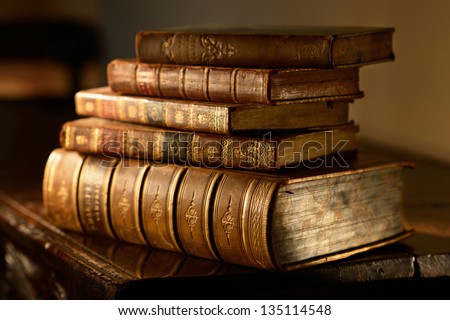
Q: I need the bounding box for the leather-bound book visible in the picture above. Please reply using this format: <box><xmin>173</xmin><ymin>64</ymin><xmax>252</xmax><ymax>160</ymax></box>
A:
<box><xmin>141</xmin><ymin>164</ymin><xmax>185</xmax><ymax>252</ymax></box>
<box><xmin>77</xmin><ymin>155</ymin><xmax>117</xmax><ymax>238</ymax></box>
<box><xmin>135</xmin><ymin>26</ymin><xmax>395</xmax><ymax>69</ymax></box>
<box><xmin>75</xmin><ymin>86</ymin><xmax>352</xmax><ymax>135</ymax></box>
<box><xmin>42</xmin><ymin>148</ymin><xmax>413</xmax><ymax>271</ymax></box>
<box><xmin>59</xmin><ymin>117</ymin><xmax>358</xmax><ymax>172</ymax></box>
<box><xmin>106</xmin><ymin>59</ymin><xmax>363</xmax><ymax>105</ymax></box>
<box><xmin>109</xmin><ymin>158</ymin><xmax>149</xmax><ymax>245</ymax></box>
<box><xmin>42</xmin><ymin>149</ymin><xmax>85</xmax><ymax>232</ymax></box>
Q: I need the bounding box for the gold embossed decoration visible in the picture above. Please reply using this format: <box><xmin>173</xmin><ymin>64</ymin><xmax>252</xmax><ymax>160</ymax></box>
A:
<box><xmin>248</xmin><ymin>180</ymin><xmax>278</xmax><ymax>268</ymax></box>
<box><xmin>75</xmin><ymin>135</ymin><xmax>88</xmax><ymax>146</ymax></box>
<box><xmin>185</xmin><ymin>191</ymin><xmax>198</xmax><ymax>239</ymax></box>
<box><xmin>127</xmin><ymin>104</ymin><xmax>138</xmax><ymax>119</ymax></box>
<box><xmin>150</xmin><ymin>186</ymin><xmax>163</xmax><ymax>230</ymax></box>
<box><xmin>175</xmin><ymin>110</ymin><xmax>185</xmax><ymax>124</ymax></box>
<box><xmin>56</xmin><ymin>179</ymin><xmax>69</xmax><ymax>208</ymax></box>
<box><xmin>85</xmin><ymin>101</ymin><xmax>95</xmax><ymax>112</ymax></box>
<box><xmin>200</xmin><ymin>35</ymin><xmax>237</xmax><ymax>64</ymax></box>
<box><xmin>53</xmin><ymin>178</ymin><xmax>69</xmax><ymax>227</ymax></box>
<box><xmin>118</xmin><ymin>184</ymin><xmax>131</xmax><ymax>225</ymax></box>
<box><xmin>221</xmin><ymin>196</ymin><xmax>235</xmax><ymax>246</ymax></box>
<box><xmin>161</xmin><ymin>34</ymin><xmax>176</xmax><ymax>62</ymax></box>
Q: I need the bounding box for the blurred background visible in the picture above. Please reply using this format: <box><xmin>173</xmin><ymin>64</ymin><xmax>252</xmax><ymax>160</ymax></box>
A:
<box><xmin>0</xmin><ymin>0</ymin><xmax>449</xmax><ymax>176</ymax></box>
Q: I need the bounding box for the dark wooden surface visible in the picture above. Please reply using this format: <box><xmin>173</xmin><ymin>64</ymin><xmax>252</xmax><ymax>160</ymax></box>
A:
<box><xmin>1</xmin><ymin>140</ymin><xmax>450</xmax><ymax>299</ymax></box>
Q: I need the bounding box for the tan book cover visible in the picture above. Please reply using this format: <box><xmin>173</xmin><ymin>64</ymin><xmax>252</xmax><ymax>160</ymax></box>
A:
<box><xmin>107</xmin><ymin>59</ymin><xmax>363</xmax><ymax>104</ymax></box>
<box><xmin>42</xmin><ymin>148</ymin><xmax>413</xmax><ymax>271</ymax></box>
<box><xmin>75</xmin><ymin>87</ymin><xmax>352</xmax><ymax>135</ymax></box>
<box><xmin>135</xmin><ymin>26</ymin><xmax>395</xmax><ymax>68</ymax></box>
<box><xmin>59</xmin><ymin>117</ymin><xmax>358</xmax><ymax>172</ymax></box>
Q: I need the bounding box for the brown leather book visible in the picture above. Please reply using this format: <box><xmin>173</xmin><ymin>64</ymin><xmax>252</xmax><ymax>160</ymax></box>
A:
<box><xmin>59</xmin><ymin>117</ymin><xmax>358</xmax><ymax>172</ymax></box>
<box><xmin>135</xmin><ymin>26</ymin><xmax>395</xmax><ymax>69</ymax></box>
<box><xmin>107</xmin><ymin>59</ymin><xmax>363</xmax><ymax>104</ymax></box>
<box><xmin>75</xmin><ymin>86</ymin><xmax>353</xmax><ymax>135</ymax></box>
<box><xmin>42</xmin><ymin>148</ymin><xmax>413</xmax><ymax>271</ymax></box>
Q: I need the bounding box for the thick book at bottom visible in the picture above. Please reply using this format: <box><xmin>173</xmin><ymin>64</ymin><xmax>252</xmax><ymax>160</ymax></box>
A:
<box><xmin>42</xmin><ymin>148</ymin><xmax>412</xmax><ymax>271</ymax></box>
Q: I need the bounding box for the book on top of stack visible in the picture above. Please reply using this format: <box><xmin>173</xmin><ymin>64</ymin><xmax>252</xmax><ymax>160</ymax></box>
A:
<box><xmin>41</xmin><ymin>25</ymin><xmax>413</xmax><ymax>271</ymax></box>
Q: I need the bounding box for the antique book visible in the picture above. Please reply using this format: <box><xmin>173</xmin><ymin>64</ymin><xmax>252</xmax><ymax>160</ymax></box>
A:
<box><xmin>42</xmin><ymin>148</ymin><xmax>412</xmax><ymax>271</ymax></box>
<box><xmin>135</xmin><ymin>26</ymin><xmax>395</xmax><ymax>69</ymax></box>
<box><xmin>107</xmin><ymin>58</ymin><xmax>363</xmax><ymax>104</ymax></box>
<box><xmin>75</xmin><ymin>86</ymin><xmax>352</xmax><ymax>135</ymax></box>
<box><xmin>59</xmin><ymin>117</ymin><xmax>358</xmax><ymax>171</ymax></box>
<box><xmin>4</xmin><ymin>141</ymin><xmax>450</xmax><ymax>299</ymax></box>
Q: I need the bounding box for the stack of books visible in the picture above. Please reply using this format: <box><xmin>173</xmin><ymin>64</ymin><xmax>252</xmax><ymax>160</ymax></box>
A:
<box><xmin>42</xmin><ymin>26</ymin><xmax>412</xmax><ymax>271</ymax></box>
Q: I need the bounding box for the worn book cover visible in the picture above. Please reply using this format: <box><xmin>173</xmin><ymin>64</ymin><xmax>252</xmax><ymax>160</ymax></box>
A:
<box><xmin>59</xmin><ymin>117</ymin><xmax>358</xmax><ymax>171</ymax></box>
<box><xmin>107</xmin><ymin>59</ymin><xmax>363</xmax><ymax>104</ymax></box>
<box><xmin>75</xmin><ymin>87</ymin><xmax>353</xmax><ymax>135</ymax></box>
<box><xmin>135</xmin><ymin>25</ymin><xmax>395</xmax><ymax>68</ymax></box>
<box><xmin>42</xmin><ymin>148</ymin><xmax>412</xmax><ymax>271</ymax></box>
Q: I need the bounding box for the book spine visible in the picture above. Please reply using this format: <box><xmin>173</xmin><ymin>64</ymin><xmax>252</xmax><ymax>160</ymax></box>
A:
<box><xmin>176</xmin><ymin>168</ymin><xmax>223</xmax><ymax>260</ymax></box>
<box><xmin>136</xmin><ymin>31</ymin><xmax>332</xmax><ymax>68</ymax></box>
<box><xmin>42</xmin><ymin>149</ymin><xmax>86</xmax><ymax>232</ymax></box>
<box><xmin>75</xmin><ymin>91</ymin><xmax>231</xmax><ymax>135</ymax></box>
<box><xmin>107</xmin><ymin>59</ymin><xmax>271</xmax><ymax>104</ymax></box>
<box><xmin>141</xmin><ymin>164</ymin><xmax>186</xmax><ymax>252</ymax></box>
<box><xmin>43</xmin><ymin>149</ymin><xmax>282</xmax><ymax>270</ymax></box>
<box><xmin>59</xmin><ymin>120</ymin><xmax>278</xmax><ymax>171</ymax></box>
<box><xmin>109</xmin><ymin>158</ymin><xmax>150</xmax><ymax>245</ymax></box>
<box><xmin>77</xmin><ymin>155</ymin><xmax>117</xmax><ymax>238</ymax></box>
<box><xmin>212</xmin><ymin>172</ymin><xmax>280</xmax><ymax>270</ymax></box>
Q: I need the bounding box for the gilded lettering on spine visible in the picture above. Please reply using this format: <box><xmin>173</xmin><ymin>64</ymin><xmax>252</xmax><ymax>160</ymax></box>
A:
<box><xmin>78</xmin><ymin>156</ymin><xmax>116</xmax><ymax>238</ymax></box>
<box><xmin>82</xmin><ymin>167</ymin><xmax>101</xmax><ymax>232</ymax></box>
<box><xmin>230</xmin><ymin>140</ymin><xmax>275</xmax><ymax>170</ymax></box>
<box><xmin>191</xmin><ymin>106</ymin><xmax>228</xmax><ymax>134</ymax></box>
<box><xmin>246</xmin><ymin>141</ymin><xmax>271</xmax><ymax>169</ymax></box>
<box><xmin>222</xmin><ymin>138</ymin><xmax>234</xmax><ymax>167</ymax></box>
<box><xmin>212</xmin><ymin>109</ymin><xmax>228</xmax><ymax>134</ymax></box>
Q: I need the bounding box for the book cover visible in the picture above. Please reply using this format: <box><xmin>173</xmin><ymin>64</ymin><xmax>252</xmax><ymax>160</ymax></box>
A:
<box><xmin>75</xmin><ymin>87</ymin><xmax>353</xmax><ymax>135</ymax></box>
<box><xmin>42</xmin><ymin>148</ymin><xmax>413</xmax><ymax>271</ymax></box>
<box><xmin>135</xmin><ymin>25</ymin><xmax>395</xmax><ymax>69</ymax></box>
<box><xmin>107</xmin><ymin>59</ymin><xmax>363</xmax><ymax>104</ymax></box>
<box><xmin>59</xmin><ymin>117</ymin><xmax>358</xmax><ymax>171</ymax></box>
